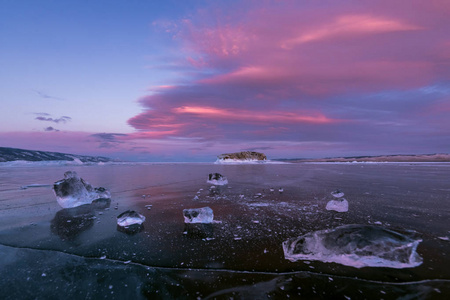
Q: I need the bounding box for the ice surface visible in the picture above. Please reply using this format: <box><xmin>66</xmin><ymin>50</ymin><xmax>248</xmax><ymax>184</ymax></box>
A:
<box><xmin>116</xmin><ymin>210</ymin><xmax>146</xmax><ymax>227</ymax></box>
<box><xmin>53</xmin><ymin>171</ymin><xmax>111</xmax><ymax>208</ymax></box>
<box><xmin>326</xmin><ymin>198</ymin><xmax>349</xmax><ymax>212</ymax></box>
<box><xmin>331</xmin><ymin>189</ymin><xmax>345</xmax><ymax>198</ymax></box>
<box><xmin>283</xmin><ymin>224</ymin><xmax>423</xmax><ymax>268</ymax></box>
<box><xmin>183</xmin><ymin>207</ymin><xmax>214</xmax><ymax>224</ymax></box>
<box><xmin>207</xmin><ymin>173</ymin><xmax>228</xmax><ymax>185</ymax></box>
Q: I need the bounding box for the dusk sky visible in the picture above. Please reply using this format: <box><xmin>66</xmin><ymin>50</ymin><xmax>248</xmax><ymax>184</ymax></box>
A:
<box><xmin>1</xmin><ymin>0</ymin><xmax>449</xmax><ymax>161</ymax></box>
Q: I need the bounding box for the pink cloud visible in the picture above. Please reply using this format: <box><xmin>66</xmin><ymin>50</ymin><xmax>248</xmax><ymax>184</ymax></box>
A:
<box><xmin>123</xmin><ymin>1</ymin><xmax>450</xmax><ymax>158</ymax></box>
<box><xmin>173</xmin><ymin>106</ymin><xmax>338</xmax><ymax>124</ymax></box>
<box><xmin>281</xmin><ymin>14</ymin><xmax>422</xmax><ymax>49</ymax></box>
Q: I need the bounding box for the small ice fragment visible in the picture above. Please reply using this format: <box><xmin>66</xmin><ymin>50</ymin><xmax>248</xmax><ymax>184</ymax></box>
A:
<box><xmin>117</xmin><ymin>210</ymin><xmax>146</xmax><ymax>227</ymax></box>
<box><xmin>326</xmin><ymin>198</ymin><xmax>349</xmax><ymax>212</ymax></box>
<box><xmin>264</xmin><ymin>249</ymin><xmax>268</xmax><ymax>253</ymax></box>
<box><xmin>373</xmin><ymin>221</ymin><xmax>382</xmax><ymax>225</ymax></box>
<box><xmin>193</xmin><ymin>195</ymin><xmax>199</xmax><ymax>200</ymax></box>
<box><xmin>234</xmin><ymin>237</ymin><xmax>242</xmax><ymax>240</ymax></box>
<box><xmin>42</xmin><ymin>273</ymin><xmax>46</xmax><ymax>277</ymax></box>
<box><xmin>207</xmin><ymin>173</ymin><xmax>228</xmax><ymax>185</ymax></box>
<box><xmin>269</xmin><ymin>188</ymin><xmax>275</xmax><ymax>192</ymax></box>
<box><xmin>331</xmin><ymin>190</ymin><xmax>345</xmax><ymax>198</ymax></box>
<box><xmin>438</xmin><ymin>236</ymin><xmax>449</xmax><ymax>241</ymax></box>
<box><xmin>100</xmin><ymin>255</ymin><xmax>106</xmax><ymax>259</ymax></box>
<box><xmin>278</xmin><ymin>188</ymin><xmax>284</xmax><ymax>193</ymax></box>
<box><xmin>252</xmin><ymin>220</ymin><xmax>260</xmax><ymax>224</ymax></box>
<box><xmin>282</xmin><ymin>224</ymin><xmax>423</xmax><ymax>268</ymax></box>
<box><xmin>141</xmin><ymin>195</ymin><xmax>146</xmax><ymax>198</ymax></box>
<box><xmin>254</xmin><ymin>193</ymin><xmax>262</xmax><ymax>198</ymax></box>
<box><xmin>183</xmin><ymin>207</ymin><xmax>214</xmax><ymax>224</ymax></box>
<box><xmin>53</xmin><ymin>171</ymin><xmax>111</xmax><ymax>208</ymax></box>
<box><xmin>20</xmin><ymin>184</ymin><xmax>52</xmax><ymax>190</ymax></box>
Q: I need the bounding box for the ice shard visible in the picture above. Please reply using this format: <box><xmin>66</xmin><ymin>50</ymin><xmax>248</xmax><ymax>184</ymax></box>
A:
<box><xmin>117</xmin><ymin>210</ymin><xmax>146</xmax><ymax>227</ymax></box>
<box><xmin>53</xmin><ymin>171</ymin><xmax>111</xmax><ymax>208</ymax></box>
<box><xmin>183</xmin><ymin>207</ymin><xmax>214</xmax><ymax>224</ymax></box>
<box><xmin>207</xmin><ymin>173</ymin><xmax>228</xmax><ymax>185</ymax></box>
<box><xmin>326</xmin><ymin>198</ymin><xmax>349</xmax><ymax>212</ymax></box>
<box><xmin>283</xmin><ymin>224</ymin><xmax>423</xmax><ymax>268</ymax></box>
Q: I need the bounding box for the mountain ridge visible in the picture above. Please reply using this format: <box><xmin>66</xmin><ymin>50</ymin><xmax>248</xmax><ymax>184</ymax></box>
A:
<box><xmin>0</xmin><ymin>147</ymin><xmax>113</xmax><ymax>163</ymax></box>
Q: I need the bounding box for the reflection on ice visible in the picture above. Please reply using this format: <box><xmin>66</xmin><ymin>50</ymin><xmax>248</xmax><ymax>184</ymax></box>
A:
<box><xmin>51</xmin><ymin>205</ymin><xmax>95</xmax><ymax>240</ymax></box>
<box><xmin>183</xmin><ymin>207</ymin><xmax>214</xmax><ymax>224</ymax></box>
<box><xmin>51</xmin><ymin>199</ymin><xmax>111</xmax><ymax>240</ymax></box>
<box><xmin>283</xmin><ymin>224</ymin><xmax>423</xmax><ymax>268</ymax></box>
<box><xmin>53</xmin><ymin>171</ymin><xmax>111</xmax><ymax>208</ymax></box>
<box><xmin>183</xmin><ymin>223</ymin><xmax>214</xmax><ymax>239</ymax></box>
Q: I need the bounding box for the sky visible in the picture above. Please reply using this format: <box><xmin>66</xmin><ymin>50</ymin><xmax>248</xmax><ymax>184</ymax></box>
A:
<box><xmin>1</xmin><ymin>0</ymin><xmax>449</xmax><ymax>162</ymax></box>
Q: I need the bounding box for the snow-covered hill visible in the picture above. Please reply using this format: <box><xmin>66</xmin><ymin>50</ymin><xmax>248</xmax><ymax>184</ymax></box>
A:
<box><xmin>0</xmin><ymin>147</ymin><xmax>112</xmax><ymax>163</ymax></box>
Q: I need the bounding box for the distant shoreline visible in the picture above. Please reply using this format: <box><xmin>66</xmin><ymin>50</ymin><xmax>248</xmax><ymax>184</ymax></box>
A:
<box><xmin>274</xmin><ymin>153</ymin><xmax>450</xmax><ymax>163</ymax></box>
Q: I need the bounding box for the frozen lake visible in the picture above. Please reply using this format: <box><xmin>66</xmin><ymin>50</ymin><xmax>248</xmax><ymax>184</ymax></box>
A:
<box><xmin>0</xmin><ymin>162</ymin><xmax>449</xmax><ymax>299</ymax></box>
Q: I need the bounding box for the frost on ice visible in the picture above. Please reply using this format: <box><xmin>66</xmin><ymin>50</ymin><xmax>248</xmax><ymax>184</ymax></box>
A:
<box><xmin>207</xmin><ymin>173</ymin><xmax>228</xmax><ymax>185</ymax></box>
<box><xmin>326</xmin><ymin>199</ymin><xmax>349</xmax><ymax>212</ymax></box>
<box><xmin>183</xmin><ymin>207</ymin><xmax>214</xmax><ymax>224</ymax></box>
<box><xmin>53</xmin><ymin>171</ymin><xmax>111</xmax><ymax>208</ymax></box>
<box><xmin>117</xmin><ymin>210</ymin><xmax>146</xmax><ymax>227</ymax></box>
<box><xmin>282</xmin><ymin>224</ymin><xmax>423</xmax><ymax>268</ymax></box>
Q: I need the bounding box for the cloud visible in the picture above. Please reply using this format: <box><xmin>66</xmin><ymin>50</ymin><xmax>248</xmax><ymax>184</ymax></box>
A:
<box><xmin>35</xmin><ymin>114</ymin><xmax>72</xmax><ymax>124</ymax></box>
<box><xmin>124</xmin><ymin>1</ymin><xmax>450</xmax><ymax>158</ymax></box>
<box><xmin>33</xmin><ymin>90</ymin><xmax>65</xmax><ymax>101</ymax></box>
<box><xmin>89</xmin><ymin>132</ymin><xmax>128</xmax><ymax>149</ymax></box>
<box><xmin>44</xmin><ymin>126</ymin><xmax>59</xmax><ymax>132</ymax></box>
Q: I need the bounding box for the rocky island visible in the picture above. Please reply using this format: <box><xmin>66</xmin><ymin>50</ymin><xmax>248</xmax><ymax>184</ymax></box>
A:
<box><xmin>215</xmin><ymin>151</ymin><xmax>267</xmax><ymax>164</ymax></box>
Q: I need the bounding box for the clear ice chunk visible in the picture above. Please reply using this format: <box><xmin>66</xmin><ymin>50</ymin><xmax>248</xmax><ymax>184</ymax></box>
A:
<box><xmin>283</xmin><ymin>224</ymin><xmax>423</xmax><ymax>268</ymax></box>
<box><xmin>183</xmin><ymin>207</ymin><xmax>214</xmax><ymax>224</ymax></box>
<box><xmin>117</xmin><ymin>210</ymin><xmax>146</xmax><ymax>227</ymax></box>
<box><xmin>207</xmin><ymin>173</ymin><xmax>228</xmax><ymax>185</ymax></box>
<box><xmin>326</xmin><ymin>198</ymin><xmax>349</xmax><ymax>212</ymax></box>
<box><xmin>53</xmin><ymin>171</ymin><xmax>111</xmax><ymax>208</ymax></box>
<box><xmin>331</xmin><ymin>189</ymin><xmax>344</xmax><ymax>198</ymax></box>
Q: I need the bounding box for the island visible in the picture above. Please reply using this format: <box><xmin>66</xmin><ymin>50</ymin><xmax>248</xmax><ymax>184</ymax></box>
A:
<box><xmin>215</xmin><ymin>151</ymin><xmax>267</xmax><ymax>164</ymax></box>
